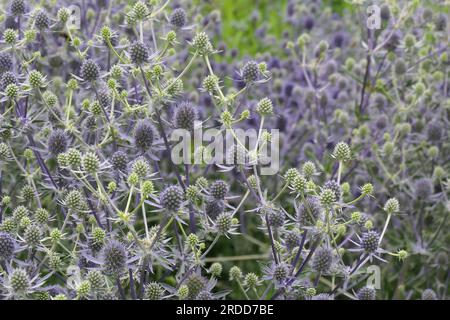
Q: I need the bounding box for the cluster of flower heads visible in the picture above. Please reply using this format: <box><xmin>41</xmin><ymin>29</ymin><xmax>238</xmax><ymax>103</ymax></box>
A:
<box><xmin>0</xmin><ymin>0</ymin><xmax>447</xmax><ymax>300</ymax></box>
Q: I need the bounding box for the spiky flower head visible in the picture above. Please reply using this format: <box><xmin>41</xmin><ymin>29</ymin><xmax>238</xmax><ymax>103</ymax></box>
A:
<box><xmin>4</xmin><ymin>29</ymin><xmax>17</xmax><ymax>45</ymax></box>
<box><xmin>285</xmin><ymin>168</ymin><xmax>300</xmax><ymax>185</ymax></box>
<box><xmin>20</xmin><ymin>185</ymin><xmax>34</xmax><ymax>202</ymax></box>
<box><xmin>102</xmin><ymin>240</ymin><xmax>127</xmax><ymax>275</ymax></box>
<box><xmin>9</xmin><ymin>268</ymin><xmax>30</xmax><ymax>295</ymax></box>
<box><xmin>291</xmin><ymin>174</ymin><xmax>307</xmax><ymax>194</ymax></box>
<box><xmin>1</xmin><ymin>71</ymin><xmax>17</xmax><ymax>90</ymax></box>
<box><xmin>87</xmin><ymin>270</ymin><xmax>106</xmax><ymax>290</ymax></box>
<box><xmin>361</xmin><ymin>230</ymin><xmax>380</xmax><ymax>253</ymax></box>
<box><xmin>170</xmin><ymin>8</ymin><xmax>186</xmax><ymax>28</ymax></box>
<box><xmin>384</xmin><ymin>198</ymin><xmax>399</xmax><ymax>214</ymax></box>
<box><xmin>320</xmin><ymin>188</ymin><xmax>336</xmax><ymax>207</ymax></box>
<box><xmin>144</xmin><ymin>282</ymin><xmax>164</xmax><ymax>300</ymax></box>
<box><xmin>302</xmin><ymin>161</ymin><xmax>316</xmax><ymax>179</ymax></box>
<box><xmin>66</xmin><ymin>148</ymin><xmax>81</xmax><ymax>167</ymax></box>
<box><xmin>202</xmin><ymin>74</ymin><xmax>219</xmax><ymax>92</ymax></box>
<box><xmin>186</xmin><ymin>185</ymin><xmax>200</xmax><ymax>203</ymax></box>
<box><xmin>216</xmin><ymin>212</ymin><xmax>235</xmax><ymax>234</ymax></box>
<box><xmin>273</xmin><ymin>263</ymin><xmax>289</xmax><ymax>282</ymax></box>
<box><xmin>173</xmin><ymin>101</ymin><xmax>198</xmax><ymax>131</ymax></box>
<box><xmin>256</xmin><ymin>97</ymin><xmax>273</xmax><ymax>116</ymax></box>
<box><xmin>284</xmin><ymin>230</ymin><xmax>301</xmax><ymax>249</ymax></box>
<box><xmin>132</xmin><ymin>1</ymin><xmax>149</xmax><ymax>20</ymax></box>
<box><xmin>177</xmin><ymin>285</ymin><xmax>189</xmax><ymax>299</ymax></box>
<box><xmin>131</xmin><ymin>157</ymin><xmax>150</xmax><ymax>179</ymax></box>
<box><xmin>134</xmin><ymin>119</ymin><xmax>155</xmax><ymax>151</ymax></box>
<box><xmin>0</xmin><ymin>232</ymin><xmax>15</xmax><ymax>261</ymax></box>
<box><xmin>80</xmin><ymin>59</ymin><xmax>100</xmax><ymax>82</ymax></box>
<box><xmin>357</xmin><ymin>286</ymin><xmax>376</xmax><ymax>300</ymax></box>
<box><xmin>242</xmin><ymin>60</ymin><xmax>259</xmax><ymax>84</ymax></box>
<box><xmin>28</xmin><ymin>70</ymin><xmax>45</xmax><ymax>88</ymax></box>
<box><xmin>185</xmin><ymin>273</ymin><xmax>206</xmax><ymax>299</ymax></box>
<box><xmin>205</xmin><ymin>200</ymin><xmax>224</xmax><ymax>220</ymax></box>
<box><xmin>298</xmin><ymin>197</ymin><xmax>322</xmax><ymax>226</ymax></box>
<box><xmin>421</xmin><ymin>289</ymin><xmax>437</xmax><ymax>300</ymax></box>
<box><xmin>160</xmin><ymin>185</ymin><xmax>184</xmax><ymax>212</ymax></box>
<box><xmin>111</xmin><ymin>151</ymin><xmax>127</xmax><ymax>172</ymax></box>
<box><xmin>209</xmin><ymin>262</ymin><xmax>223</xmax><ymax>277</ymax></box>
<box><xmin>10</xmin><ymin>0</ymin><xmax>26</xmax><ymax>16</ymax></box>
<box><xmin>209</xmin><ymin>180</ymin><xmax>228</xmax><ymax>200</ymax></box>
<box><xmin>13</xmin><ymin>205</ymin><xmax>29</xmax><ymax>222</ymax></box>
<box><xmin>312</xmin><ymin>293</ymin><xmax>333</xmax><ymax>300</ymax></box>
<box><xmin>414</xmin><ymin>178</ymin><xmax>433</xmax><ymax>200</ymax></box>
<box><xmin>34</xmin><ymin>9</ymin><xmax>49</xmax><ymax>30</ymax></box>
<box><xmin>229</xmin><ymin>266</ymin><xmax>242</xmax><ymax>281</ymax></box>
<box><xmin>244</xmin><ymin>273</ymin><xmax>259</xmax><ymax>289</ymax></box>
<box><xmin>192</xmin><ymin>32</ymin><xmax>213</xmax><ymax>55</ymax></box>
<box><xmin>361</xmin><ymin>183</ymin><xmax>374</xmax><ymax>196</ymax></box>
<box><xmin>65</xmin><ymin>190</ymin><xmax>83</xmax><ymax>210</ymax></box>
<box><xmin>312</xmin><ymin>248</ymin><xmax>333</xmax><ymax>273</ymax></box>
<box><xmin>323</xmin><ymin>180</ymin><xmax>342</xmax><ymax>201</ymax></box>
<box><xmin>0</xmin><ymin>54</ymin><xmax>13</xmax><ymax>74</ymax></box>
<box><xmin>82</xmin><ymin>152</ymin><xmax>100</xmax><ymax>174</ymax></box>
<box><xmin>333</xmin><ymin>142</ymin><xmax>351</xmax><ymax>162</ymax></box>
<box><xmin>24</xmin><ymin>224</ymin><xmax>41</xmax><ymax>247</ymax></box>
<box><xmin>130</xmin><ymin>41</ymin><xmax>150</xmax><ymax>65</ymax></box>
<box><xmin>267</xmin><ymin>208</ymin><xmax>285</xmax><ymax>228</ymax></box>
<box><xmin>47</xmin><ymin>130</ymin><xmax>67</xmax><ymax>155</ymax></box>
